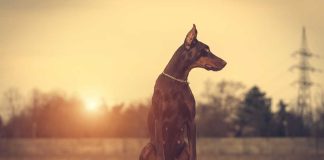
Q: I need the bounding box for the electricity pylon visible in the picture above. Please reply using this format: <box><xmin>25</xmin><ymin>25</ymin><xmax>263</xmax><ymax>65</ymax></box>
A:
<box><xmin>290</xmin><ymin>27</ymin><xmax>320</xmax><ymax>118</ymax></box>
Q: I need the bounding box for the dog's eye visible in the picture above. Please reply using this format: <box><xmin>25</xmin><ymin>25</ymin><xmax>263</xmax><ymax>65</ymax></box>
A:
<box><xmin>205</xmin><ymin>48</ymin><xmax>210</xmax><ymax>53</ymax></box>
<box><xmin>201</xmin><ymin>49</ymin><xmax>209</xmax><ymax>56</ymax></box>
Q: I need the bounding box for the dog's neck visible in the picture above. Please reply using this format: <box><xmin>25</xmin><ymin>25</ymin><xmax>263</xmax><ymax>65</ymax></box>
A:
<box><xmin>163</xmin><ymin>45</ymin><xmax>192</xmax><ymax>82</ymax></box>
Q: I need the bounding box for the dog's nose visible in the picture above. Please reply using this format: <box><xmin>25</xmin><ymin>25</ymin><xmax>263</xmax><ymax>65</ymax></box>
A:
<box><xmin>222</xmin><ymin>60</ymin><xmax>227</xmax><ymax>67</ymax></box>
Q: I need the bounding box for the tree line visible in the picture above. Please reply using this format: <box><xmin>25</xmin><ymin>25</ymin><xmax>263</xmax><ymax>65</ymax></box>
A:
<box><xmin>197</xmin><ymin>80</ymin><xmax>324</xmax><ymax>137</ymax></box>
<box><xmin>0</xmin><ymin>80</ymin><xmax>323</xmax><ymax>138</ymax></box>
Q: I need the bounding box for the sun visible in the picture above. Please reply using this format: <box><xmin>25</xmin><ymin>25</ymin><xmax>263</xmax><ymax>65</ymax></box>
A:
<box><xmin>84</xmin><ymin>97</ymin><xmax>101</xmax><ymax>112</ymax></box>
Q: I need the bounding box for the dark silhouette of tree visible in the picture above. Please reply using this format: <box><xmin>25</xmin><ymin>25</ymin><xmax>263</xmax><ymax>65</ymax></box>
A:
<box><xmin>1</xmin><ymin>89</ymin><xmax>152</xmax><ymax>138</ymax></box>
<box><xmin>272</xmin><ymin>101</ymin><xmax>310</xmax><ymax>137</ymax></box>
<box><xmin>3</xmin><ymin>88</ymin><xmax>22</xmax><ymax>117</ymax></box>
<box><xmin>285</xmin><ymin>112</ymin><xmax>309</xmax><ymax>137</ymax></box>
<box><xmin>314</xmin><ymin>92</ymin><xmax>324</xmax><ymax>137</ymax></box>
<box><xmin>3</xmin><ymin>88</ymin><xmax>22</xmax><ymax>137</ymax></box>
<box><xmin>0</xmin><ymin>85</ymin><xmax>317</xmax><ymax>138</ymax></box>
<box><xmin>235</xmin><ymin>86</ymin><xmax>272</xmax><ymax>137</ymax></box>
<box><xmin>104</xmin><ymin>102</ymin><xmax>150</xmax><ymax>137</ymax></box>
<box><xmin>273</xmin><ymin>100</ymin><xmax>288</xmax><ymax>137</ymax></box>
<box><xmin>196</xmin><ymin>103</ymin><xmax>231</xmax><ymax>137</ymax></box>
<box><xmin>316</xmin><ymin>111</ymin><xmax>324</xmax><ymax>137</ymax></box>
<box><xmin>197</xmin><ymin>80</ymin><xmax>245</xmax><ymax>137</ymax></box>
<box><xmin>0</xmin><ymin>116</ymin><xmax>3</xmax><ymax>137</ymax></box>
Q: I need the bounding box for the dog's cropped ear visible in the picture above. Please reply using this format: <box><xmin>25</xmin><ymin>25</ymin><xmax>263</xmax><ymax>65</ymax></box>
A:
<box><xmin>184</xmin><ymin>24</ymin><xmax>198</xmax><ymax>49</ymax></box>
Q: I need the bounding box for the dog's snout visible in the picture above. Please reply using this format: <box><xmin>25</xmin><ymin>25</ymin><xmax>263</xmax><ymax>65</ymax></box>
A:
<box><xmin>222</xmin><ymin>60</ymin><xmax>227</xmax><ymax>67</ymax></box>
<box><xmin>214</xmin><ymin>58</ymin><xmax>226</xmax><ymax>71</ymax></box>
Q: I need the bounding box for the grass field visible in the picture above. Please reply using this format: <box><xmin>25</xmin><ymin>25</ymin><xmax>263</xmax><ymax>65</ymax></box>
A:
<box><xmin>0</xmin><ymin>138</ymin><xmax>323</xmax><ymax>160</ymax></box>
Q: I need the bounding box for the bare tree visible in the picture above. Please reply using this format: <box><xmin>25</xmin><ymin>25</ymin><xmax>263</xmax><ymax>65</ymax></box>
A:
<box><xmin>4</xmin><ymin>88</ymin><xmax>23</xmax><ymax>118</ymax></box>
<box><xmin>3</xmin><ymin>88</ymin><xmax>23</xmax><ymax>137</ymax></box>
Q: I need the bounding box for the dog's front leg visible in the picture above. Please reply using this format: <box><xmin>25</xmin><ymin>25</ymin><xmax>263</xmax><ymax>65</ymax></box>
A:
<box><xmin>155</xmin><ymin>119</ymin><xmax>165</xmax><ymax>160</ymax></box>
<box><xmin>187</xmin><ymin>121</ymin><xmax>196</xmax><ymax>160</ymax></box>
<box><xmin>152</xmin><ymin>91</ymin><xmax>165</xmax><ymax>160</ymax></box>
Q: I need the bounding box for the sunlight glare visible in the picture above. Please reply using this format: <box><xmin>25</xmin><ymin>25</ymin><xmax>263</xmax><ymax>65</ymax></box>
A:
<box><xmin>84</xmin><ymin>97</ymin><xmax>101</xmax><ymax>112</ymax></box>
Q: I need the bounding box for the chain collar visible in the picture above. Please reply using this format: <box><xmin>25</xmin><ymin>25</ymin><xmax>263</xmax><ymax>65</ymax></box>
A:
<box><xmin>162</xmin><ymin>72</ymin><xmax>189</xmax><ymax>84</ymax></box>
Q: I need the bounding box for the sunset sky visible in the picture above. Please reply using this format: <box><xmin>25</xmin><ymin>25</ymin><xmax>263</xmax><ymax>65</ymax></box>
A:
<box><xmin>0</xmin><ymin>0</ymin><xmax>324</xmax><ymax>110</ymax></box>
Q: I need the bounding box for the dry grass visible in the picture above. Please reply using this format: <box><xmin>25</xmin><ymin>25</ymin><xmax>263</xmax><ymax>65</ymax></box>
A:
<box><xmin>0</xmin><ymin>138</ymin><xmax>323</xmax><ymax>160</ymax></box>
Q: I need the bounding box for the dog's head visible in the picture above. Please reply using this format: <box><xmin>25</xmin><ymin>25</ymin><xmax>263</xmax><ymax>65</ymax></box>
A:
<box><xmin>182</xmin><ymin>24</ymin><xmax>226</xmax><ymax>71</ymax></box>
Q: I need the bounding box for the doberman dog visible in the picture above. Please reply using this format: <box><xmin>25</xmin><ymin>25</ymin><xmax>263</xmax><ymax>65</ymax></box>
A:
<box><xmin>139</xmin><ymin>25</ymin><xmax>226</xmax><ymax>160</ymax></box>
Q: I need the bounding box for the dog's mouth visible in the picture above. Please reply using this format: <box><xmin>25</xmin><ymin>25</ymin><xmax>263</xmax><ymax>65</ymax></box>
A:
<box><xmin>204</xmin><ymin>64</ymin><xmax>217</xmax><ymax>71</ymax></box>
<box><xmin>204</xmin><ymin>60</ymin><xmax>227</xmax><ymax>71</ymax></box>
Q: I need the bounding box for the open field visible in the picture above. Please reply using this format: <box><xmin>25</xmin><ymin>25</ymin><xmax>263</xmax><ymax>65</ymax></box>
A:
<box><xmin>0</xmin><ymin>138</ymin><xmax>323</xmax><ymax>160</ymax></box>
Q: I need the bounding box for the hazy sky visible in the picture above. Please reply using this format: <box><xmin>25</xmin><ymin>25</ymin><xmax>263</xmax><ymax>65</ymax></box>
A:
<box><xmin>0</xmin><ymin>0</ymin><xmax>324</xmax><ymax>108</ymax></box>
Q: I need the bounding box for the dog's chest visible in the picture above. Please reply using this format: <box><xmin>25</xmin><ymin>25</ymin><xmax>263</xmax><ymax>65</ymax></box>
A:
<box><xmin>163</xmin><ymin>85</ymin><xmax>196</xmax><ymax>120</ymax></box>
<box><xmin>181</xmin><ymin>87</ymin><xmax>196</xmax><ymax>118</ymax></box>
<box><xmin>154</xmin><ymin>76</ymin><xmax>196</xmax><ymax>119</ymax></box>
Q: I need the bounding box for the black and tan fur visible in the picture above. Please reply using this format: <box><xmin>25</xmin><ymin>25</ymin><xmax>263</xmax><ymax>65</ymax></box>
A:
<box><xmin>139</xmin><ymin>25</ymin><xmax>226</xmax><ymax>160</ymax></box>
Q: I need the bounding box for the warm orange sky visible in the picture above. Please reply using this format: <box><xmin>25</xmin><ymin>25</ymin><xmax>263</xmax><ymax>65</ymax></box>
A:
<box><xmin>0</xmin><ymin>0</ymin><xmax>323</xmax><ymax>108</ymax></box>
